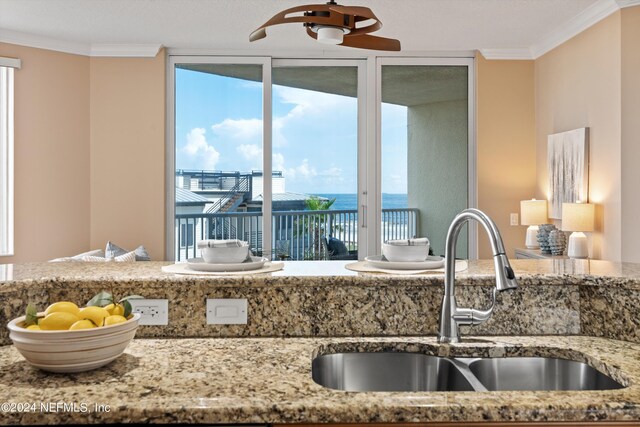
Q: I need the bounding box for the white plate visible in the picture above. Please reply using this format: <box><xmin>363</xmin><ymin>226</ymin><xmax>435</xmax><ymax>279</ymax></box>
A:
<box><xmin>364</xmin><ymin>255</ymin><xmax>445</xmax><ymax>270</ymax></box>
<box><xmin>186</xmin><ymin>256</ymin><xmax>268</xmax><ymax>272</ymax></box>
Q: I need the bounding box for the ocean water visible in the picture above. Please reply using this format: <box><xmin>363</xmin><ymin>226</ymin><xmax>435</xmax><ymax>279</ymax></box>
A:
<box><xmin>313</xmin><ymin>193</ymin><xmax>408</xmax><ymax>210</ymax></box>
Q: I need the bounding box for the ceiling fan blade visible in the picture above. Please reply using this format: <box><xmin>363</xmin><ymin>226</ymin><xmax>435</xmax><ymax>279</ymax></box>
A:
<box><xmin>341</xmin><ymin>34</ymin><xmax>401</xmax><ymax>51</ymax></box>
<box><xmin>329</xmin><ymin>5</ymin><xmax>377</xmax><ymax>20</ymax></box>
<box><xmin>250</xmin><ymin>27</ymin><xmax>267</xmax><ymax>42</ymax></box>
<box><xmin>250</xmin><ymin>4</ymin><xmax>343</xmax><ymax>42</ymax></box>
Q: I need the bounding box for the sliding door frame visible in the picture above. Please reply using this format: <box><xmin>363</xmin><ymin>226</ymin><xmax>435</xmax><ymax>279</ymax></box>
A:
<box><xmin>165</xmin><ymin>56</ymin><xmax>272</xmax><ymax>260</ymax></box>
<box><xmin>375</xmin><ymin>57</ymin><xmax>477</xmax><ymax>259</ymax></box>
<box><xmin>166</xmin><ymin>55</ymin><xmax>477</xmax><ymax>261</ymax></box>
<box><xmin>272</xmin><ymin>58</ymin><xmax>368</xmax><ymax>259</ymax></box>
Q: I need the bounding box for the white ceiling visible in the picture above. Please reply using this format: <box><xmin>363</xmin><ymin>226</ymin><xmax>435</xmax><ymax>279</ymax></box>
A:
<box><xmin>0</xmin><ymin>0</ymin><xmax>635</xmax><ymax>59</ymax></box>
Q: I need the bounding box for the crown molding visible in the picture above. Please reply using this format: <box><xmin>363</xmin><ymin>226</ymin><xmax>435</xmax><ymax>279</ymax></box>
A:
<box><xmin>90</xmin><ymin>44</ymin><xmax>162</xmax><ymax>57</ymax></box>
<box><xmin>2</xmin><ymin>0</ymin><xmax>638</xmax><ymax>61</ymax></box>
<box><xmin>530</xmin><ymin>0</ymin><xmax>619</xmax><ymax>59</ymax></box>
<box><xmin>0</xmin><ymin>28</ymin><xmax>91</xmax><ymax>56</ymax></box>
<box><xmin>0</xmin><ymin>29</ymin><xmax>161</xmax><ymax>57</ymax></box>
<box><xmin>617</xmin><ymin>0</ymin><xmax>640</xmax><ymax>8</ymax></box>
<box><xmin>479</xmin><ymin>48</ymin><xmax>533</xmax><ymax>60</ymax></box>
<box><xmin>0</xmin><ymin>56</ymin><xmax>21</xmax><ymax>69</ymax></box>
<box><xmin>167</xmin><ymin>47</ymin><xmax>476</xmax><ymax>58</ymax></box>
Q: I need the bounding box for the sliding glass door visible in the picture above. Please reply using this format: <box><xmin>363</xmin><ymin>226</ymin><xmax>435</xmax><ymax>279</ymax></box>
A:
<box><xmin>167</xmin><ymin>56</ymin><xmax>475</xmax><ymax>261</ymax></box>
<box><xmin>271</xmin><ymin>60</ymin><xmax>363</xmax><ymax>261</ymax></box>
<box><xmin>170</xmin><ymin>58</ymin><xmax>270</xmax><ymax>261</ymax></box>
<box><xmin>377</xmin><ymin>58</ymin><xmax>475</xmax><ymax>259</ymax></box>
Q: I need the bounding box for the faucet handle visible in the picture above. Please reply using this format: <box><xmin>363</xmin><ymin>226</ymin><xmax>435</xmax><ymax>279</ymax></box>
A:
<box><xmin>452</xmin><ymin>288</ymin><xmax>497</xmax><ymax>326</ymax></box>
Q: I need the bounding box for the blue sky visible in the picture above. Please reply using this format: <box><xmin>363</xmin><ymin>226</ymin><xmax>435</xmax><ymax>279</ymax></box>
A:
<box><xmin>176</xmin><ymin>68</ymin><xmax>407</xmax><ymax>194</ymax></box>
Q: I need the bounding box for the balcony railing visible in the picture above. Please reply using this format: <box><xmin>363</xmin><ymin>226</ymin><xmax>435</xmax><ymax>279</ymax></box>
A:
<box><xmin>175</xmin><ymin>208</ymin><xmax>418</xmax><ymax>261</ymax></box>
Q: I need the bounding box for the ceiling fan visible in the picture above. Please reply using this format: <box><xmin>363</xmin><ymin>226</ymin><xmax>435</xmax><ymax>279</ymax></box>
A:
<box><xmin>249</xmin><ymin>0</ymin><xmax>401</xmax><ymax>51</ymax></box>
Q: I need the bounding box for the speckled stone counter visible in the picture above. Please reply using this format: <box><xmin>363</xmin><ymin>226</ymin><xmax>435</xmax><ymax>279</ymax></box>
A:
<box><xmin>2</xmin><ymin>261</ymin><xmax>640</xmax><ymax>424</ymax></box>
<box><xmin>0</xmin><ymin>335</ymin><xmax>639</xmax><ymax>424</ymax></box>
<box><xmin>1</xmin><ymin>260</ymin><xmax>640</xmax><ymax>345</ymax></box>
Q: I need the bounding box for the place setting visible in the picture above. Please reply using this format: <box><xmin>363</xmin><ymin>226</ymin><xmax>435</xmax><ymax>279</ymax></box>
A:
<box><xmin>162</xmin><ymin>239</ymin><xmax>284</xmax><ymax>276</ymax></box>
<box><xmin>345</xmin><ymin>237</ymin><xmax>467</xmax><ymax>275</ymax></box>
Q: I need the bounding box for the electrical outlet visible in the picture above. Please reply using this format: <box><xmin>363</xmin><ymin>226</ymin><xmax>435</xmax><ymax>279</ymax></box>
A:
<box><xmin>206</xmin><ymin>299</ymin><xmax>247</xmax><ymax>325</ymax></box>
<box><xmin>510</xmin><ymin>213</ymin><xmax>519</xmax><ymax>226</ymax></box>
<box><xmin>128</xmin><ymin>299</ymin><xmax>169</xmax><ymax>325</ymax></box>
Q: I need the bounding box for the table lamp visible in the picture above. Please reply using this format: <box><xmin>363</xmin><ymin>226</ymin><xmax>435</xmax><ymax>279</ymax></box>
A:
<box><xmin>562</xmin><ymin>202</ymin><xmax>595</xmax><ymax>259</ymax></box>
<box><xmin>520</xmin><ymin>199</ymin><xmax>547</xmax><ymax>249</ymax></box>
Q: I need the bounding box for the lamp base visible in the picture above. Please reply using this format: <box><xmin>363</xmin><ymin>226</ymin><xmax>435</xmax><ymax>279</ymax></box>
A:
<box><xmin>567</xmin><ymin>231</ymin><xmax>589</xmax><ymax>259</ymax></box>
<box><xmin>525</xmin><ymin>225</ymin><xmax>540</xmax><ymax>249</ymax></box>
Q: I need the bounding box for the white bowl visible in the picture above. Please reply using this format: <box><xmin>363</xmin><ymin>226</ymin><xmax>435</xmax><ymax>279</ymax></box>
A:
<box><xmin>7</xmin><ymin>312</ymin><xmax>140</xmax><ymax>373</ymax></box>
<box><xmin>382</xmin><ymin>242</ymin><xmax>430</xmax><ymax>262</ymax></box>
<box><xmin>200</xmin><ymin>245</ymin><xmax>249</xmax><ymax>264</ymax></box>
<box><xmin>26</xmin><ymin>355</ymin><xmax>124</xmax><ymax>373</ymax></box>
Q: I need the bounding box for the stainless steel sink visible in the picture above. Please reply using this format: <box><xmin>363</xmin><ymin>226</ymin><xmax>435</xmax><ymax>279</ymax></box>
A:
<box><xmin>467</xmin><ymin>357</ymin><xmax>625</xmax><ymax>391</ymax></box>
<box><xmin>312</xmin><ymin>352</ymin><xmax>477</xmax><ymax>392</ymax></box>
<box><xmin>312</xmin><ymin>353</ymin><xmax>624</xmax><ymax>392</ymax></box>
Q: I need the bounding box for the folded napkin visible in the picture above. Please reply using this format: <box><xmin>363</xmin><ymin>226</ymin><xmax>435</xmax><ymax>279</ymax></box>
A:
<box><xmin>197</xmin><ymin>239</ymin><xmax>249</xmax><ymax>249</ymax></box>
<box><xmin>385</xmin><ymin>238</ymin><xmax>429</xmax><ymax>246</ymax></box>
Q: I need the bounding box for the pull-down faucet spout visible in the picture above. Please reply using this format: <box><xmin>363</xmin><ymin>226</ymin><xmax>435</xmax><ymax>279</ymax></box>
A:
<box><xmin>438</xmin><ymin>209</ymin><xmax>518</xmax><ymax>343</ymax></box>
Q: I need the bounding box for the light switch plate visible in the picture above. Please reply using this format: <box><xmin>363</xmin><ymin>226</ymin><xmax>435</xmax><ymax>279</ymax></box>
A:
<box><xmin>206</xmin><ymin>298</ymin><xmax>248</xmax><ymax>325</ymax></box>
<box><xmin>128</xmin><ymin>299</ymin><xmax>169</xmax><ymax>325</ymax></box>
<box><xmin>510</xmin><ymin>213</ymin><xmax>519</xmax><ymax>226</ymax></box>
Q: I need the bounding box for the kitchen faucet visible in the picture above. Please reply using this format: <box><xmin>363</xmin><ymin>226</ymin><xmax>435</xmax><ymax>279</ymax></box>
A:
<box><xmin>438</xmin><ymin>208</ymin><xmax>519</xmax><ymax>343</ymax></box>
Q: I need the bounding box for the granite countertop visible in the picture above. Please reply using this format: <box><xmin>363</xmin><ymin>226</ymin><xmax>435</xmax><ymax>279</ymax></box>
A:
<box><xmin>1</xmin><ymin>335</ymin><xmax>639</xmax><ymax>424</ymax></box>
<box><xmin>3</xmin><ymin>259</ymin><xmax>640</xmax><ymax>289</ymax></box>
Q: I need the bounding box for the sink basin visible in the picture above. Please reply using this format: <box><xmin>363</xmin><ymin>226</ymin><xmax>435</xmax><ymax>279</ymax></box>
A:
<box><xmin>312</xmin><ymin>352</ymin><xmax>625</xmax><ymax>392</ymax></box>
<box><xmin>468</xmin><ymin>357</ymin><xmax>624</xmax><ymax>391</ymax></box>
<box><xmin>312</xmin><ymin>352</ymin><xmax>476</xmax><ymax>392</ymax></box>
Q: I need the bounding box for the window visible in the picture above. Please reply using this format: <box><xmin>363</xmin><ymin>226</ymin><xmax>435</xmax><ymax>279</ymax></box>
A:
<box><xmin>0</xmin><ymin>57</ymin><xmax>19</xmax><ymax>257</ymax></box>
<box><xmin>167</xmin><ymin>56</ymin><xmax>475</xmax><ymax>261</ymax></box>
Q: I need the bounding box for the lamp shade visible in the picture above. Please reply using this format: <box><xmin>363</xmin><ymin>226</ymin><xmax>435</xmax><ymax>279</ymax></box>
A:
<box><xmin>520</xmin><ymin>199</ymin><xmax>547</xmax><ymax>225</ymax></box>
<box><xmin>562</xmin><ymin>203</ymin><xmax>595</xmax><ymax>232</ymax></box>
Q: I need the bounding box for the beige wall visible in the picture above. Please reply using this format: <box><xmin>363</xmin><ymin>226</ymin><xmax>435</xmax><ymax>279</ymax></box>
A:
<box><xmin>476</xmin><ymin>54</ymin><xmax>536</xmax><ymax>259</ymax></box>
<box><xmin>89</xmin><ymin>50</ymin><xmax>166</xmax><ymax>260</ymax></box>
<box><xmin>535</xmin><ymin>12</ymin><xmax>622</xmax><ymax>261</ymax></box>
<box><xmin>0</xmin><ymin>43</ymin><xmax>90</xmax><ymax>263</ymax></box>
<box><xmin>621</xmin><ymin>6</ymin><xmax>640</xmax><ymax>262</ymax></box>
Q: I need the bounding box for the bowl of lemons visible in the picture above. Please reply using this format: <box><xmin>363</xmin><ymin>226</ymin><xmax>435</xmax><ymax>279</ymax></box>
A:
<box><xmin>7</xmin><ymin>294</ymin><xmax>141</xmax><ymax>373</ymax></box>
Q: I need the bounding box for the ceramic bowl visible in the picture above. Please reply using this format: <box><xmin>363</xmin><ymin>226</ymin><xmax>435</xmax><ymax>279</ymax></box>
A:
<box><xmin>382</xmin><ymin>241</ymin><xmax>430</xmax><ymax>262</ymax></box>
<box><xmin>200</xmin><ymin>244</ymin><xmax>249</xmax><ymax>264</ymax></box>
<box><xmin>7</xmin><ymin>312</ymin><xmax>140</xmax><ymax>373</ymax></box>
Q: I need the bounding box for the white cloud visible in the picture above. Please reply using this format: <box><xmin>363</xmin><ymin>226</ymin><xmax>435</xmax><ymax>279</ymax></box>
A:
<box><xmin>208</xmin><ymin>86</ymin><xmax>355</xmax><ymax>149</ymax></box>
<box><xmin>236</xmin><ymin>144</ymin><xmax>262</xmax><ymax>169</ymax></box>
<box><xmin>273</xmin><ymin>153</ymin><xmax>286</xmax><ymax>172</ymax></box>
<box><xmin>295</xmin><ymin>159</ymin><xmax>317</xmax><ymax>179</ymax></box>
<box><xmin>211</xmin><ymin>118</ymin><xmax>262</xmax><ymax>140</ymax></box>
<box><xmin>237</xmin><ymin>144</ymin><xmax>262</xmax><ymax>160</ymax></box>
<box><xmin>284</xmin><ymin>158</ymin><xmax>317</xmax><ymax>181</ymax></box>
<box><xmin>184</xmin><ymin>128</ymin><xmax>220</xmax><ymax>169</ymax></box>
<box><xmin>319</xmin><ymin>166</ymin><xmax>342</xmax><ymax>178</ymax></box>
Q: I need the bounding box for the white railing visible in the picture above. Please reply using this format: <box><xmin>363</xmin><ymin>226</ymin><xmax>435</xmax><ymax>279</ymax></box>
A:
<box><xmin>175</xmin><ymin>208</ymin><xmax>419</xmax><ymax>261</ymax></box>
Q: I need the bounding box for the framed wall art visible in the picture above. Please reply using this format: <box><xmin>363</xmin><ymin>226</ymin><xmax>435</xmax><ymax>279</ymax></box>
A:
<box><xmin>547</xmin><ymin>127</ymin><xmax>589</xmax><ymax>219</ymax></box>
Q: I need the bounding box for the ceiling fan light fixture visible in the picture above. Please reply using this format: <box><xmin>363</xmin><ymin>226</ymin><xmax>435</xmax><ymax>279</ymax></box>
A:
<box><xmin>316</xmin><ymin>26</ymin><xmax>347</xmax><ymax>44</ymax></box>
<box><xmin>249</xmin><ymin>2</ymin><xmax>401</xmax><ymax>51</ymax></box>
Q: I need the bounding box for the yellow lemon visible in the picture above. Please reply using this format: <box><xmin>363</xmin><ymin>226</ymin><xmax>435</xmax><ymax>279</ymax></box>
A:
<box><xmin>44</xmin><ymin>301</ymin><xmax>80</xmax><ymax>316</ymax></box>
<box><xmin>26</xmin><ymin>325</ymin><xmax>41</xmax><ymax>331</ymax></box>
<box><xmin>69</xmin><ymin>319</ymin><xmax>97</xmax><ymax>330</ymax></box>
<box><xmin>78</xmin><ymin>306</ymin><xmax>110</xmax><ymax>327</ymax></box>
<box><xmin>39</xmin><ymin>312</ymin><xmax>80</xmax><ymax>330</ymax></box>
<box><xmin>103</xmin><ymin>315</ymin><xmax>127</xmax><ymax>326</ymax></box>
<box><xmin>104</xmin><ymin>303</ymin><xmax>125</xmax><ymax>316</ymax></box>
